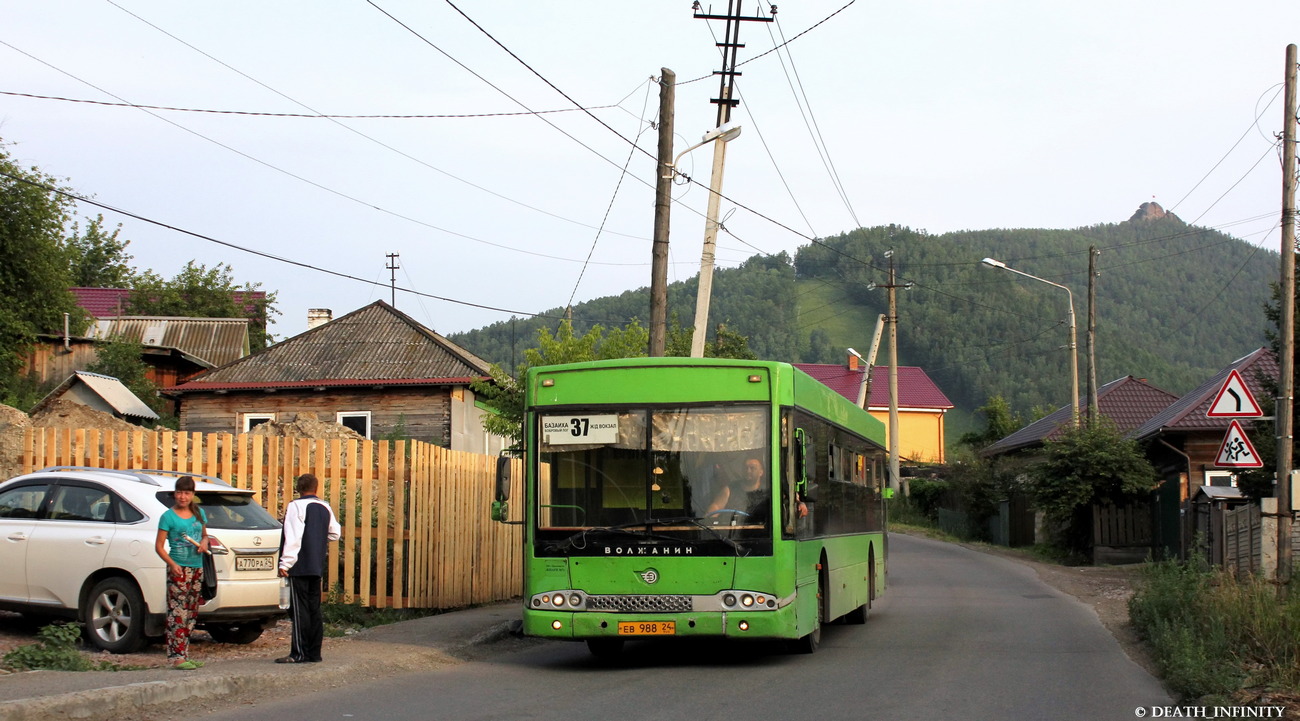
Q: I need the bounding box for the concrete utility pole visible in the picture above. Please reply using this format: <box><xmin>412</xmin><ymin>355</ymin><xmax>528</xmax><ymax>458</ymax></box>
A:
<box><xmin>1277</xmin><ymin>43</ymin><xmax>1297</xmax><ymax>587</ymax></box>
<box><xmin>871</xmin><ymin>251</ymin><xmax>910</xmax><ymax>495</ymax></box>
<box><xmin>688</xmin><ymin>1</ymin><xmax>773</xmax><ymax>358</ymax></box>
<box><xmin>1087</xmin><ymin>247</ymin><xmax>1100</xmax><ymax>421</ymax></box>
<box><xmin>385</xmin><ymin>253</ymin><xmax>400</xmax><ymax>307</ymax></box>
<box><xmin>649</xmin><ymin>68</ymin><xmax>675</xmax><ymax>357</ymax></box>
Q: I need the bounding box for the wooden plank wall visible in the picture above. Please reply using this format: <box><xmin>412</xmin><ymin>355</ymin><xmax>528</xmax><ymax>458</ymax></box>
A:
<box><xmin>21</xmin><ymin>427</ymin><xmax>523</xmax><ymax>610</ymax></box>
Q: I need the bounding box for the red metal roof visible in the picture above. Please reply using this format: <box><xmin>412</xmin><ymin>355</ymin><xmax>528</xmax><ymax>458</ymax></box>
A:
<box><xmin>793</xmin><ymin>363</ymin><xmax>954</xmax><ymax>409</ymax></box>
<box><xmin>1131</xmin><ymin>348</ymin><xmax>1277</xmax><ymax>440</ymax></box>
<box><xmin>71</xmin><ymin>287</ymin><xmax>267</xmax><ymax>320</ymax></box>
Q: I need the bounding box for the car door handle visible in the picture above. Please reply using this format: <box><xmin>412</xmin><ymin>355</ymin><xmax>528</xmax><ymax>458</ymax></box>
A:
<box><xmin>84</xmin><ymin>537</ymin><xmax>109</xmax><ymax>546</ymax></box>
<box><xmin>6</xmin><ymin>532</ymin><xmax>28</xmax><ymax>542</ymax></box>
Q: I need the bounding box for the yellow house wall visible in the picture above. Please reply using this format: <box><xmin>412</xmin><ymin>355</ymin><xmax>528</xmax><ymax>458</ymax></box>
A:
<box><xmin>868</xmin><ymin>409</ymin><xmax>946</xmax><ymax>464</ymax></box>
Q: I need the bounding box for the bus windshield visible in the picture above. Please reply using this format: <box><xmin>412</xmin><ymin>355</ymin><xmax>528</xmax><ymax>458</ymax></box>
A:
<box><xmin>536</xmin><ymin>405</ymin><xmax>771</xmax><ymax>538</ymax></box>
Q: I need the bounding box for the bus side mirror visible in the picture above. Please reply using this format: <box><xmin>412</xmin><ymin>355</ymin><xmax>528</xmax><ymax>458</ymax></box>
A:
<box><xmin>490</xmin><ymin>500</ymin><xmax>509</xmax><ymax>522</ymax></box>
<box><xmin>495</xmin><ymin>456</ymin><xmax>512</xmax><ymax>502</ymax></box>
<box><xmin>883</xmin><ymin>488</ymin><xmax>895</xmax><ymax>499</ymax></box>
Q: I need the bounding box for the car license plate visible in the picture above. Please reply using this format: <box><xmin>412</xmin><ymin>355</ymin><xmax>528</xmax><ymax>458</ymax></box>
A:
<box><xmin>617</xmin><ymin>621</ymin><xmax>675</xmax><ymax>636</ymax></box>
<box><xmin>235</xmin><ymin>555</ymin><xmax>275</xmax><ymax>571</ymax></box>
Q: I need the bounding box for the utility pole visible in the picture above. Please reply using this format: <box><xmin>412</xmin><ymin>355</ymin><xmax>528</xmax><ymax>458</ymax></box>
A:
<box><xmin>649</xmin><ymin>68</ymin><xmax>675</xmax><ymax>357</ymax></box>
<box><xmin>1277</xmin><ymin>43</ymin><xmax>1297</xmax><ymax>588</ymax></box>
<box><xmin>1087</xmin><ymin>246</ymin><xmax>1100</xmax><ymax>421</ymax></box>
<box><xmin>871</xmin><ymin>250</ymin><xmax>911</xmax><ymax>495</ymax></box>
<box><xmin>689</xmin><ymin>1</ymin><xmax>773</xmax><ymax>357</ymax></box>
<box><xmin>385</xmin><ymin>253</ymin><xmax>400</xmax><ymax>307</ymax></box>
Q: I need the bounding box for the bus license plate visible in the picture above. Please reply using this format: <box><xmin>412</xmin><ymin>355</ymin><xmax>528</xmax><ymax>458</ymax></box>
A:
<box><xmin>618</xmin><ymin>621</ymin><xmax>675</xmax><ymax>636</ymax></box>
<box><xmin>235</xmin><ymin>555</ymin><xmax>275</xmax><ymax>571</ymax></box>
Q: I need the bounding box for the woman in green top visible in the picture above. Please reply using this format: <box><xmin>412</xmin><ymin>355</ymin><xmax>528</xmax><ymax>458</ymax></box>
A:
<box><xmin>154</xmin><ymin>476</ymin><xmax>210</xmax><ymax>670</ymax></box>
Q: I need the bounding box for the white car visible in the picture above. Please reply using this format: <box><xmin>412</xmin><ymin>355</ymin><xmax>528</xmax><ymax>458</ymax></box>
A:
<box><xmin>0</xmin><ymin>466</ymin><xmax>284</xmax><ymax>652</ymax></box>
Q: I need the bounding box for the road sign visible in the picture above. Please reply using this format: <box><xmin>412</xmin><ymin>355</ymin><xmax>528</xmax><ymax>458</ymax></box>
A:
<box><xmin>1214</xmin><ymin>420</ymin><xmax>1263</xmax><ymax>468</ymax></box>
<box><xmin>1206</xmin><ymin>369</ymin><xmax>1263</xmax><ymax>418</ymax></box>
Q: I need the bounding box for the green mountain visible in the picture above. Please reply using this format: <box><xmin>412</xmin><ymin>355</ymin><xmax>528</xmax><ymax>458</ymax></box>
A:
<box><xmin>450</xmin><ymin>208</ymin><xmax>1278</xmax><ymax>430</ymax></box>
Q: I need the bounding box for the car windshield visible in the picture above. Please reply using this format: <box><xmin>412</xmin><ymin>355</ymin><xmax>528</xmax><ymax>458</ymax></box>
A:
<box><xmin>535</xmin><ymin>405</ymin><xmax>771</xmax><ymax>544</ymax></box>
<box><xmin>156</xmin><ymin>491</ymin><xmax>281</xmax><ymax>530</ymax></box>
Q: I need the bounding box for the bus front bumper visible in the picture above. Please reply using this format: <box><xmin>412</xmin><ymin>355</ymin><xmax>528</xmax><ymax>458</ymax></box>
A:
<box><xmin>523</xmin><ymin>603</ymin><xmax>798</xmax><ymax>641</ymax></box>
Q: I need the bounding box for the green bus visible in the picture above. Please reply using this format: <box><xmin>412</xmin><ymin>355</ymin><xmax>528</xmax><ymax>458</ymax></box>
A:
<box><xmin>492</xmin><ymin>357</ymin><xmax>889</xmax><ymax>657</ymax></box>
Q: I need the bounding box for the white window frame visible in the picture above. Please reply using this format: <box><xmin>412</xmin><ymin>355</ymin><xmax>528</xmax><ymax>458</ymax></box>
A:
<box><xmin>242</xmin><ymin>413</ymin><xmax>276</xmax><ymax>432</ymax></box>
<box><xmin>336</xmin><ymin>411</ymin><xmax>372</xmax><ymax>439</ymax></box>
<box><xmin>1204</xmin><ymin>470</ymin><xmax>1238</xmax><ymax>488</ymax></box>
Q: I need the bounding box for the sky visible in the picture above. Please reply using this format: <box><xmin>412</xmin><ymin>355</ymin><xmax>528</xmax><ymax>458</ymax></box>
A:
<box><xmin>3</xmin><ymin>1</ymin><xmax>1298</xmax><ymax>343</ymax></box>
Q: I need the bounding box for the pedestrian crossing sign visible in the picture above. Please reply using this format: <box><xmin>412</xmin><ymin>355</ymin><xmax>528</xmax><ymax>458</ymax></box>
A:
<box><xmin>1206</xmin><ymin>369</ymin><xmax>1263</xmax><ymax>418</ymax></box>
<box><xmin>1214</xmin><ymin>420</ymin><xmax>1263</xmax><ymax>469</ymax></box>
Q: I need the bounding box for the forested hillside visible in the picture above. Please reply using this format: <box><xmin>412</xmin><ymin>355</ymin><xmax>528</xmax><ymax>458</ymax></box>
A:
<box><xmin>450</xmin><ymin>210</ymin><xmax>1277</xmax><ymax>420</ymax></box>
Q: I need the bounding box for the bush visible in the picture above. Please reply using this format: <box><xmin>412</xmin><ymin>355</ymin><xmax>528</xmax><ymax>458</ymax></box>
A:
<box><xmin>1129</xmin><ymin>561</ymin><xmax>1300</xmax><ymax>700</ymax></box>
<box><xmin>1</xmin><ymin>622</ymin><xmax>120</xmax><ymax>672</ymax></box>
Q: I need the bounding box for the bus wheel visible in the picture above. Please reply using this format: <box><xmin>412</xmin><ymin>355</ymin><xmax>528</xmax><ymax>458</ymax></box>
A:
<box><xmin>843</xmin><ymin>600</ymin><xmax>869</xmax><ymax>625</ymax></box>
<box><xmin>586</xmin><ymin>638</ymin><xmax>625</xmax><ymax>659</ymax></box>
<box><xmin>791</xmin><ymin>575</ymin><xmax>823</xmax><ymax>654</ymax></box>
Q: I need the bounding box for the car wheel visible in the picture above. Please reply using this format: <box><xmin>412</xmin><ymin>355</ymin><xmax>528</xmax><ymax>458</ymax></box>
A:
<box><xmin>85</xmin><ymin>577</ymin><xmax>147</xmax><ymax>653</ymax></box>
<box><xmin>206</xmin><ymin>622</ymin><xmax>266</xmax><ymax>645</ymax></box>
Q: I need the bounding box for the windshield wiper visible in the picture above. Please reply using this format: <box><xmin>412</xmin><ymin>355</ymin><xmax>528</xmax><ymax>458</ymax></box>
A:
<box><xmin>645</xmin><ymin>516</ymin><xmax>748</xmax><ymax>556</ymax></box>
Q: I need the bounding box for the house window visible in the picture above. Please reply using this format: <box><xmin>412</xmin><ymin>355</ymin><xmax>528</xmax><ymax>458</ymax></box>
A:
<box><xmin>243</xmin><ymin>413</ymin><xmax>275</xmax><ymax>432</ymax></box>
<box><xmin>336</xmin><ymin>411</ymin><xmax>371</xmax><ymax>439</ymax></box>
<box><xmin>1204</xmin><ymin>471</ymin><xmax>1237</xmax><ymax>488</ymax></box>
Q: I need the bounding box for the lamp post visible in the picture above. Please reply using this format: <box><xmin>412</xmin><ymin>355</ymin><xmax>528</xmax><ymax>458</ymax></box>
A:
<box><xmin>664</xmin><ymin>122</ymin><xmax>741</xmax><ymax>358</ymax></box>
<box><xmin>982</xmin><ymin>257</ymin><xmax>1080</xmax><ymax>426</ymax></box>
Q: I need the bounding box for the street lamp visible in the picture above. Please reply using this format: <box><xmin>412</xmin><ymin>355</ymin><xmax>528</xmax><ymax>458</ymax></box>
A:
<box><xmin>981</xmin><ymin>257</ymin><xmax>1080</xmax><ymax>426</ymax></box>
<box><xmin>661</xmin><ymin>122</ymin><xmax>742</xmax><ymax>358</ymax></box>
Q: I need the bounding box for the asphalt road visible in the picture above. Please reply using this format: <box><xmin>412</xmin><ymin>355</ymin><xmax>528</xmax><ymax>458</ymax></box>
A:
<box><xmin>184</xmin><ymin>534</ymin><xmax>1171</xmax><ymax>721</ymax></box>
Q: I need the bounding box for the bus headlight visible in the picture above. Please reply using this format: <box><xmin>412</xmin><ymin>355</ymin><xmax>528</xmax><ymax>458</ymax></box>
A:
<box><xmin>741</xmin><ymin>594</ymin><xmax>755</xmax><ymax>607</ymax></box>
<box><xmin>722</xmin><ymin>593</ymin><xmax>737</xmax><ymax>607</ymax></box>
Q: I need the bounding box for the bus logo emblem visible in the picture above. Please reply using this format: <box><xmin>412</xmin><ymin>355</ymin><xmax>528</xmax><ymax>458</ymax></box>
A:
<box><xmin>637</xmin><ymin>568</ymin><xmax>659</xmax><ymax>584</ymax></box>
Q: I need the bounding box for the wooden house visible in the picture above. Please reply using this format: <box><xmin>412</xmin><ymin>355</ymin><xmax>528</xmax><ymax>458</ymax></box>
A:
<box><xmin>164</xmin><ymin>301</ymin><xmax>506</xmax><ymax>453</ymax></box>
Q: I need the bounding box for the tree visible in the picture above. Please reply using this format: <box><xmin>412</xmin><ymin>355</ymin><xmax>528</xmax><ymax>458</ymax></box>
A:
<box><xmin>0</xmin><ymin>141</ymin><xmax>84</xmax><ymax>403</ymax></box>
<box><xmin>128</xmin><ymin>261</ymin><xmax>278</xmax><ymax>351</ymax></box>
<box><xmin>1027</xmin><ymin>420</ymin><xmax>1160</xmax><ymax>551</ymax></box>
<box><xmin>84</xmin><ymin>334</ymin><xmax>165</xmax><ymax>420</ymax></box>
<box><xmin>958</xmin><ymin>395</ymin><xmax>1022</xmax><ymax>449</ymax></box>
<box><xmin>65</xmin><ymin>215</ymin><xmax>136</xmax><ymax>288</ymax></box>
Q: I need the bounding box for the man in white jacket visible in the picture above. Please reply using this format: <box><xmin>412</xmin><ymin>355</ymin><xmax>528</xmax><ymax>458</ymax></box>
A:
<box><xmin>276</xmin><ymin>473</ymin><xmax>341</xmax><ymax>664</ymax></box>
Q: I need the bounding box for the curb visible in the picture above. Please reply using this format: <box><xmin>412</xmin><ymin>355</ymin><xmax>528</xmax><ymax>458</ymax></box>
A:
<box><xmin>0</xmin><ymin>624</ymin><xmax>516</xmax><ymax>721</ymax></box>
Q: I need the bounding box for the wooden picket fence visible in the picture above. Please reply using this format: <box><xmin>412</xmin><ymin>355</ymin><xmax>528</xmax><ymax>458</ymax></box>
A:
<box><xmin>21</xmin><ymin>427</ymin><xmax>523</xmax><ymax>610</ymax></box>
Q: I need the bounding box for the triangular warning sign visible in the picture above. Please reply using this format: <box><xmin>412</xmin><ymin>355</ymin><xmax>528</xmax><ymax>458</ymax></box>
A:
<box><xmin>1214</xmin><ymin>420</ymin><xmax>1263</xmax><ymax>468</ymax></box>
<box><xmin>1207</xmin><ymin>369</ymin><xmax>1263</xmax><ymax>418</ymax></box>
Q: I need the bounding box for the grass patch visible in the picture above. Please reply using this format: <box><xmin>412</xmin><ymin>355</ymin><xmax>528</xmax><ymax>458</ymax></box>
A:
<box><xmin>1</xmin><ymin>623</ymin><xmax>127</xmax><ymax>672</ymax></box>
<box><xmin>1129</xmin><ymin>561</ymin><xmax>1300</xmax><ymax>701</ymax></box>
<box><xmin>321</xmin><ymin>586</ymin><xmax>441</xmax><ymax>637</ymax></box>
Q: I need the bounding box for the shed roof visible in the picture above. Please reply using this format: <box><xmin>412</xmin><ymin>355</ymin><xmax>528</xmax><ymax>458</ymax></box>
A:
<box><xmin>1130</xmin><ymin>348</ymin><xmax>1277</xmax><ymax>440</ymax></box>
<box><xmin>984</xmin><ymin>376</ymin><xmax>1179</xmax><ymax>455</ymax></box>
<box><xmin>31</xmin><ymin>371</ymin><xmax>159</xmax><ymax>420</ymax></box>
<box><xmin>166</xmin><ymin>301</ymin><xmax>491</xmax><ymax>393</ymax></box>
<box><xmin>87</xmin><ymin>317</ymin><xmax>250</xmax><ymax>367</ymax></box>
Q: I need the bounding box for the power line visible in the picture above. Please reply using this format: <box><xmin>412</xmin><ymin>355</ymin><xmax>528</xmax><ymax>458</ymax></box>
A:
<box><xmin>103</xmin><ymin>1</ymin><xmax>655</xmax><ymax>243</ymax></box>
<box><xmin>0</xmin><ymin>168</ymin><xmax>633</xmax><ymax>326</ymax></box>
<box><xmin>0</xmin><ymin>89</ymin><xmax>624</xmax><ymax>119</ymax></box>
<box><xmin>0</xmin><ymin>39</ymin><xmax>656</xmax><ymax>267</ymax></box>
<box><xmin>675</xmin><ymin>0</ymin><xmax>857</xmax><ymax>85</ymax></box>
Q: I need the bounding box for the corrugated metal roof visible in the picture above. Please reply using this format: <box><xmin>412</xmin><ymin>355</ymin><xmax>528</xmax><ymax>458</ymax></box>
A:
<box><xmin>167</xmin><ymin>301</ymin><xmax>491</xmax><ymax>392</ymax></box>
<box><xmin>30</xmin><ymin>371</ymin><xmax>159</xmax><ymax>420</ymax></box>
<box><xmin>1130</xmin><ymin>348</ymin><xmax>1277</xmax><ymax>440</ymax></box>
<box><xmin>792</xmin><ymin>363</ymin><xmax>954</xmax><ymax>410</ymax></box>
<box><xmin>87</xmin><ymin>317</ymin><xmax>250</xmax><ymax>367</ymax></box>
<box><xmin>984</xmin><ymin>376</ymin><xmax>1179</xmax><ymax>455</ymax></box>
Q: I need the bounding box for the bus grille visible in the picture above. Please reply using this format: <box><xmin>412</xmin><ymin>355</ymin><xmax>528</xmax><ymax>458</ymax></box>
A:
<box><xmin>586</xmin><ymin>595</ymin><xmax>691</xmax><ymax>613</ymax></box>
